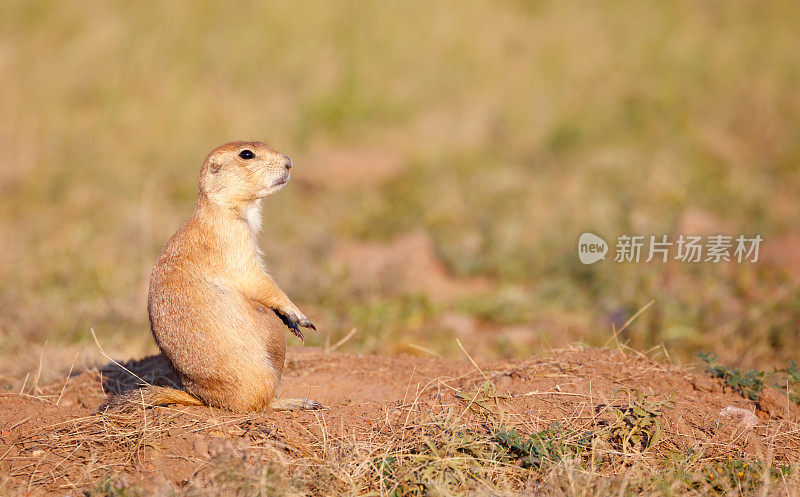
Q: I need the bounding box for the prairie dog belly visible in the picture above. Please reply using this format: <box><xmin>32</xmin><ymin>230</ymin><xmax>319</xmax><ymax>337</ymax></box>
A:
<box><xmin>150</xmin><ymin>278</ymin><xmax>283</xmax><ymax>391</ymax></box>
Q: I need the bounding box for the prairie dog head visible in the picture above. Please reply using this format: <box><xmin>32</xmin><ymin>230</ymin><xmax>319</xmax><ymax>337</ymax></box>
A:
<box><xmin>199</xmin><ymin>141</ymin><xmax>293</xmax><ymax>207</ymax></box>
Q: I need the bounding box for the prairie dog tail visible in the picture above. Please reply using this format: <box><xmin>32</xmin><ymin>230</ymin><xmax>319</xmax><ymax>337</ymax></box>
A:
<box><xmin>100</xmin><ymin>385</ymin><xmax>205</xmax><ymax>411</ymax></box>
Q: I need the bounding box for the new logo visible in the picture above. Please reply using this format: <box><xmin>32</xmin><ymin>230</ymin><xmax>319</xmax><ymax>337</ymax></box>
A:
<box><xmin>578</xmin><ymin>233</ymin><xmax>608</xmax><ymax>264</ymax></box>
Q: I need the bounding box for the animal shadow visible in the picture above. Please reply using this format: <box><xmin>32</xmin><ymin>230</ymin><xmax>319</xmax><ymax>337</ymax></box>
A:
<box><xmin>98</xmin><ymin>354</ymin><xmax>182</xmax><ymax>395</ymax></box>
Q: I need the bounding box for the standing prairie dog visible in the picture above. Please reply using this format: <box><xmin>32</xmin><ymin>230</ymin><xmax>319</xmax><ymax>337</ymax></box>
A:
<box><xmin>112</xmin><ymin>141</ymin><xmax>320</xmax><ymax>412</ymax></box>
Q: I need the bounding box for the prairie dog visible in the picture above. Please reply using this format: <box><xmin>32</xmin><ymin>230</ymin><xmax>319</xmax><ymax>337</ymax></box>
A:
<box><xmin>111</xmin><ymin>141</ymin><xmax>319</xmax><ymax>412</ymax></box>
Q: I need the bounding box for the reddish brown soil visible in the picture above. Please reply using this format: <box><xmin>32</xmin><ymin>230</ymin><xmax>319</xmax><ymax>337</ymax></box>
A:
<box><xmin>0</xmin><ymin>347</ymin><xmax>798</xmax><ymax>495</ymax></box>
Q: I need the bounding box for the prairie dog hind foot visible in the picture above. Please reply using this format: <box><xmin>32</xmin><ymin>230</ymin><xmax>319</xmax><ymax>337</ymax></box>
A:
<box><xmin>270</xmin><ymin>397</ymin><xmax>323</xmax><ymax>411</ymax></box>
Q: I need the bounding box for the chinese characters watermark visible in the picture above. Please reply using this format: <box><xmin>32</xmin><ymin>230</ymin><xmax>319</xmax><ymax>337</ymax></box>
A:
<box><xmin>578</xmin><ymin>233</ymin><xmax>762</xmax><ymax>265</ymax></box>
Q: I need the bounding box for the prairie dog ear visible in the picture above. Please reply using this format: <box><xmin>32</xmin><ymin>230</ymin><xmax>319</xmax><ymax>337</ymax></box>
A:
<box><xmin>208</xmin><ymin>157</ymin><xmax>221</xmax><ymax>174</ymax></box>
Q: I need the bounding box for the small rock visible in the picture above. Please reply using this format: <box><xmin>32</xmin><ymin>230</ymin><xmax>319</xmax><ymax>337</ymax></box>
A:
<box><xmin>691</xmin><ymin>375</ymin><xmax>717</xmax><ymax>392</ymax></box>
<box><xmin>719</xmin><ymin>406</ymin><xmax>760</xmax><ymax>429</ymax></box>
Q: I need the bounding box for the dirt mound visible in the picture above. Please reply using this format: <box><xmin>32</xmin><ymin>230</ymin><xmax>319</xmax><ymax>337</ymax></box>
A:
<box><xmin>1</xmin><ymin>348</ymin><xmax>798</xmax><ymax>495</ymax></box>
<box><xmin>331</xmin><ymin>230</ymin><xmax>491</xmax><ymax>300</ymax></box>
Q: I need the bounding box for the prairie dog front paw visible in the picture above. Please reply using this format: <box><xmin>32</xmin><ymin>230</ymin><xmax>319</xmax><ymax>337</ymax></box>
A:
<box><xmin>273</xmin><ymin>303</ymin><xmax>316</xmax><ymax>344</ymax></box>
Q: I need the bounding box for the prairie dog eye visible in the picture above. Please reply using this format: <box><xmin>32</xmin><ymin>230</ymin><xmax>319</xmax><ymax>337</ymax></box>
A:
<box><xmin>239</xmin><ymin>150</ymin><xmax>255</xmax><ymax>159</ymax></box>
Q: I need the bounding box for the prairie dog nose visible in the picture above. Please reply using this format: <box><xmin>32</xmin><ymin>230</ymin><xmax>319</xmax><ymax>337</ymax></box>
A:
<box><xmin>281</xmin><ymin>154</ymin><xmax>292</xmax><ymax>170</ymax></box>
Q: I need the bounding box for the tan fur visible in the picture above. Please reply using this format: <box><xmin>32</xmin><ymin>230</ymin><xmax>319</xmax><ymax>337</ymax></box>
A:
<box><xmin>102</xmin><ymin>386</ymin><xmax>205</xmax><ymax>410</ymax></box>
<box><xmin>119</xmin><ymin>142</ymin><xmax>319</xmax><ymax>413</ymax></box>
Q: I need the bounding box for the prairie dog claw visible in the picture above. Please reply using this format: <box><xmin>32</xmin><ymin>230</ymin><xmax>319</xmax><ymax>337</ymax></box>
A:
<box><xmin>273</xmin><ymin>306</ymin><xmax>316</xmax><ymax>344</ymax></box>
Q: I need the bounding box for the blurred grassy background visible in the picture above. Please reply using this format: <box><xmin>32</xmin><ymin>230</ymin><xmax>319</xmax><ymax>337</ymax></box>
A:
<box><xmin>1</xmin><ymin>0</ymin><xmax>799</xmax><ymax>383</ymax></box>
